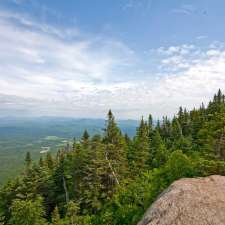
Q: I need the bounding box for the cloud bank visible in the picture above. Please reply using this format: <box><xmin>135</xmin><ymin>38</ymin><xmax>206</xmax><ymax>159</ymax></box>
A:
<box><xmin>0</xmin><ymin>9</ymin><xmax>225</xmax><ymax>119</ymax></box>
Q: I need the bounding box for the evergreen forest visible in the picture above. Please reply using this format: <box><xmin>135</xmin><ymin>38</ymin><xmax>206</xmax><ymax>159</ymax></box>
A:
<box><xmin>1</xmin><ymin>90</ymin><xmax>225</xmax><ymax>225</ymax></box>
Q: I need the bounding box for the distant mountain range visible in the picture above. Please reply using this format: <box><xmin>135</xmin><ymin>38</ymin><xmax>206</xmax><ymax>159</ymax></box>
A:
<box><xmin>0</xmin><ymin>117</ymin><xmax>139</xmax><ymax>138</ymax></box>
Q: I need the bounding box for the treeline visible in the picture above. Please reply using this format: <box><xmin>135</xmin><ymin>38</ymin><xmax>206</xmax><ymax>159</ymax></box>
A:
<box><xmin>1</xmin><ymin>90</ymin><xmax>225</xmax><ymax>225</ymax></box>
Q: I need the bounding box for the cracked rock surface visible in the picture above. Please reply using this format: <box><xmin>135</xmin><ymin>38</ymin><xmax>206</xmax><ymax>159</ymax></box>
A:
<box><xmin>137</xmin><ymin>175</ymin><xmax>225</xmax><ymax>225</ymax></box>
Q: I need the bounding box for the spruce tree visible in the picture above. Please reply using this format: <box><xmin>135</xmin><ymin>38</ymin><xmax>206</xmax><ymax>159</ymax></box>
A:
<box><xmin>82</xmin><ymin>129</ymin><xmax>90</xmax><ymax>148</ymax></box>
<box><xmin>10</xmin><ymin>197</ymin><xmax>46</xmax><ymax>225</ymax></box>
<box><xmin>46</xmin><ymin>152</ymin><xmax>54</xmax><ymax>170</ymax></box>
<box><xmin>132</xmin><ymin>117</ymin><xmax>150</xmax><ymax>172</ymax></box>
<box><xmin>171</xmin><ymin>117</ymin><xmax>183</xmax><ymax>140</ymax></box>
<box><xmin>149</xmin><ymin>130</ymin><xmax>168</xmax><ymax>168</ymax></box>
<box><xmin>148</xmin><ymin>114</ymin><xmax>154</xmax><ymax>140</ymax></box>
<box><xmin>52</xmin><ymin>206</ymin><xmax>61</xmax><ymax>225</ymax></box>
<box><xmin>72</xmin><ymin>137</ymin><xmax>76</xmax><ymax>151</ymax></box>
<box><xmin>81</xmin><ymin>134</ymin><xmax>104</xmax><ymax>213</ymax></box>
<box><xmin>103</xmin><ymin>110</ymin><xmax>128</xmax><ymax>185</ymax></box>
<box><xmin>66</xmin><ymin>201</ymin><xmax>80</xmax><ymax>225</ymax></box>
<box><xmin>25</xmin><ymin>152</ymin><xmax>32</xmax><ymax>169</ymax></box>
<box><xmin>39</xmin><ymin>157</ymin><xmax>44</xmax><ymax>167</ymax></box>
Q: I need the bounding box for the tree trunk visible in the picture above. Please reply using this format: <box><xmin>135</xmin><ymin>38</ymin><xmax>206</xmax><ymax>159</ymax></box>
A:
<box><xmin>105</xmin><ymin>151</ymin><xmax>120</xmax><ymax>185</ymax></box>
<box><xmin>63</xmin><ymin>175</ymin><xmax>69</xmax><ymax>204</ymax></box>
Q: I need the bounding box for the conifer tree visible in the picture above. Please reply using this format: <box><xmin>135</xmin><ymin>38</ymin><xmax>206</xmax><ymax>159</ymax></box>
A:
<box><xmin>156</xmin><ymin>120</ymin><xmax>161</xmax><ymax>132</ymax></box>
<box><xmin>149</xmin><ymin>130</ymin><xmax>168</xmax><ymax>168</ymax></box>
<box><xmin>46</xmin><ymin>152</ymin><xmax>54</xmax><ymax>170</ymax></box>
<box><xmin>81</xmin><ymin>134</ymin><xmax>104</xmax><ymax>212</ymax></box>
<box><xmin>124</xmin><ymin>133</ymin><xmax>131</xmax><ymax>145</ymax></box>
<box><xmin>148</xmin><ymin>114</ymin><xmax>153</xmax><ymax>129</ymax></box>
<box><xmin>148</xmin><ymin>114</ymin><xmax>154</xmax><ymax>142</ymax></box>
<box><xmin>66</xmin><ymin>201</ymin><xmax>80</xmax><ymax>225</ymax></box>
<box><xmin>39</xmin><ymin>156</ymin><xmax>44</xmax><ymax>167</ymax></box>
<box><xmin>171</xmin><ymin>118</ymin><xmax>183</xmax><ymax>140</ymax></box>
<box><xmin>131</xmin><ymin>117</ymin><xmax>150</xmax><ymax>172</ymax></box>
<box><xmin>82</xmin><ymin>130</ymin><xmax>90</xmax><ymax>148</ymax></box>
<box><xmin>161</xmin><ymin>116</ymin><xmax>172</xmax><ymax>140</ymax></box>
<box><xmin>82</xmin><ymin>130</ymin><xmax>90</xmax><ymax>141</ymax></box>
<box><xmin>103</xmin><ymin>110</ymin><xmax>128</xmax><ymax>185</ymax></box>
<box><xmin>72</xmin><ymin>138</ymin><xmax>76</xmax><ymax>151</ymax></box>
<box><xmin>208</xmin><ymin>89</ymin><xmax>225</xmax><ymax>114</ymax></box>
<box><xmin>25</xmin><ymin>152</ymin><xmax>32</xmax><ymax>169</ymax></box>
<box><xmin>51</xmin><ymin>206</ymin><xmax>61</xmax><ymax>225</ymax></box>
<box><xmin>56</xmin><ymin>152</ymin><xmax>71</xmax><ymax>205</ymax></box>
<box><xmin>9</xmin><ymin>197</ymin><xmax>46</xmax><ymax>225</ymax></box>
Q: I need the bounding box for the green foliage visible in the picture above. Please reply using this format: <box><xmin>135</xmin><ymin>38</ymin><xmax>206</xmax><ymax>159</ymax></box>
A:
<box><xmin>98</xmin><ymin>150</ymin><xmax>194</xmax><ymax>225</ymax></box>
<box><xmin>129</xmin><ymin>117</ymin><xmax>150</xmax><ymax>172</ymax></box>
<box><xmin>25</xmin><ymin>152</ymin><xmax>32</xmax><ymax>168</ymax></box>
<box><xmin>9</xmin><ymin>197</ymin><xmax>46</xmax><ymax>225</ymax></box>
<box><xmin>149</xmin><ymin>130</ymin><xmax>168</xmax><ymax>168</ymax></box>
<box><xmin>163</xmin><ymin>150</ymin><xmax>194</xmax><ymax>182</ymax></box>
<box><xmin>52</xmin><ymin>206</ymin><xmax>61</xmax><ymax>225</ymax></box>
<box><xmin>0</xmin><ymin>118</ymin><xmax>138</xmax><ymax>186</ymax></box>
<box><xmin>1</xmin><ymin>90</ymin><xmax>225</xmax><ymax>225</ymax></box>
<box><xmin>65</xmin><ymin>201</ymin><xmax>79</xmax><ymax>225</ymax></box>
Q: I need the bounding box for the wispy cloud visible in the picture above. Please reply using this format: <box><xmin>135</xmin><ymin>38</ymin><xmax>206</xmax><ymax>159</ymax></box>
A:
<box><xmin>0</xmin><ymin>9</ymin><xmax>138</xmax><ymax>117</ymax></box>
<box><xmin>196</xmin><ymin>35</ymin><xmax>207</xmax><ymax>40</ymax></box>
<box><xmin>0</xmin><ymin>8</ymin><xmax>225</xmax><ymax>119</ymax></box>
<box><xmin>171</xmin><ymin>4</ymin><xmax>196</xmax><ymax>15</ymax></box>
<box><xmin>122</xmin><ymin>0</ymin><xmax>152</xmax><ymax>12</ymax></box>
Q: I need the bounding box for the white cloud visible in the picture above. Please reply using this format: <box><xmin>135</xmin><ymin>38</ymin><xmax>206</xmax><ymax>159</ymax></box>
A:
<box><xmin>196</xmin><ymin>35</ymin><xmax>207</xmax><ymax>40</ymax></box>
<box><xmin>0</xmin><ymin>9</ymin><xmax>225</xmax><ymax>119</ymax></box>
<box><xmin>0</xmin><ymin>9</ymin><xmax>138</xmax><ymax>117</ymax></box>
<box><xmin>171</xmin><ymin>4</ymin><xmax>196</xmax><ymax>15</ymax></box>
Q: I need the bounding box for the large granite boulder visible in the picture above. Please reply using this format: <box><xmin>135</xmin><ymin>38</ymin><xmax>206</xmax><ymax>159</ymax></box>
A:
<box><xmin>138</xmin><ymin>175</ymin><xmax>225</xmax><ymax>225</ymax></box>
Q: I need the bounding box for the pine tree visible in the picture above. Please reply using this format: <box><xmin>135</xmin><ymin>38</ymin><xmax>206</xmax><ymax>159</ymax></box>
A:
<box><xmin>66</xmin><ymin>201</ymin><xmax>80</xmax><ymax>225</ymax></box>
<box><xmin>124</xmin><ymin>133</ymin><xmax>131</xmax><ymax>145</ymax></box>
<box><xmin>82</xmin><ymin>130</ymin><xmax>90</xmax><ymax>142</ymax></box>
<box><xmin>178</xmin><ymin>106</ymin><xmax>184</xmax><ymax>122</ymax></box>
<box><xmin>104</xmin><ymin>110</ymin><xmax>128</xmax><ymax>186</ymax></box>
<box><xmin>104</xmin><ymin>110</ymin><xmax>120</xmax><ymax>144</ymax></box>
<box><xmin>171</xmin><ymin>117</ymin><xmax>183</xmax><ymax>140</ymax></box>
<box><xmin>52</xmin><ymin>151</ymin><xmax>71</xmax><ymax>206</ymax></box>
<box><xmin>46</xmin><ymin>152</ymin><xmax>54</xmax><ymax>170</ymax></box>
<box><xmin>149</xmin><ymin>130</ymin><xmax>168</xmax><ymax>168</ymax></box>
<box><xmin>72</xmin><ymin>137</ymin><xmax>76</xmax><ymax>151</ymax></box>
<box><xmin>155</xmin><ymin>120</ymin><xmax>161</xmax><ymax>132</ymax></box>
<box><xmin>81</xmin><ymin>134</ymin><xmax>104</xmax><ymax>213</ymax></box>
<box><xmin>131</xmin><ymin>117</ymin><xmax>150</xmax><ymax>172</ymax></box>
<box><xmin>161</xmin><ymin>116</ymin><xmax>172</xmax><ymax>140</ymax></box>
<box><xmin>208</xmin><ymin>89</ymin><xmax>225</xmax><ymax>114</ymax></box>
<box><xmin>39</xmin><ymin>156</ymin><xmax>44</xmax><ymax>167</ymax></box>
<box><xmin>52</xmin><ymin>206</ymin><xmax>61</xmax><ymax>225</ymax></box>
<box><xmin>148</xmin><ymin>114</ymin><xmax>154</xmax><ymax>140</ymax></box>
<box><xmin>148</xmin><ymin>114</ymin><xmax>153</xmax><ymax>129</ymax></box>
<box><xmin>25</xmin><ymin>152</ymin><xmax>32</xmax><ymax>169</ymax></box>
<box><xmin>9</xmin><ymin>197</ymin><xmax>46</xmax><ymax>225</ymax></box>
<box><xmin>82</xmin><ymin>129</ymin><xmax>90</xmax><ymax>148</ymax></box>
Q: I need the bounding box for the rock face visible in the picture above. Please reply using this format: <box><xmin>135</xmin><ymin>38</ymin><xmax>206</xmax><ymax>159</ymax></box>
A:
<box><xmin>138</xmin><ymin>175</ymin><xmax>225</xmax><ymax>225</ymax></box>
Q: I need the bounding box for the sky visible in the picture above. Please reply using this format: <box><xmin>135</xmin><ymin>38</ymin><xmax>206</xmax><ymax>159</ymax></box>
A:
<box><xmin>0</xmin><ymin>0</ymin><xmax>225</xmax><ymax>119</ymax></box>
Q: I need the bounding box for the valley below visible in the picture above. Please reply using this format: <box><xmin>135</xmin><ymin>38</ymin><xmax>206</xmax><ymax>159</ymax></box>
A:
<box><xmin>0</xmin><ymin>117</ymin><xmax>138</xmax><ymax>185</ymax></box>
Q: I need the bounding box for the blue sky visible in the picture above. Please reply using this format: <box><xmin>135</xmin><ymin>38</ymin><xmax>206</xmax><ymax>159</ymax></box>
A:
<box><xmin>0</xmin><ymin>0</ymin><xmax>225</xmax><ymax>119</ymax></box>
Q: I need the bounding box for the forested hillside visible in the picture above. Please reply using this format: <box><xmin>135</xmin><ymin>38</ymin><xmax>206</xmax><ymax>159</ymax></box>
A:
<box><xmin>1</xmin><ymin>90</ymin><xmax>225</xmax><ymax>225</ymax></box>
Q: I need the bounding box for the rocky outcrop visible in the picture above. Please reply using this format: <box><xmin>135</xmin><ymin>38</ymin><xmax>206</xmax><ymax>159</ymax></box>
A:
<box><xmin>138</xmin><ymin>175</ymin><xmax>225</xmax><ymax>225</ymax></box>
